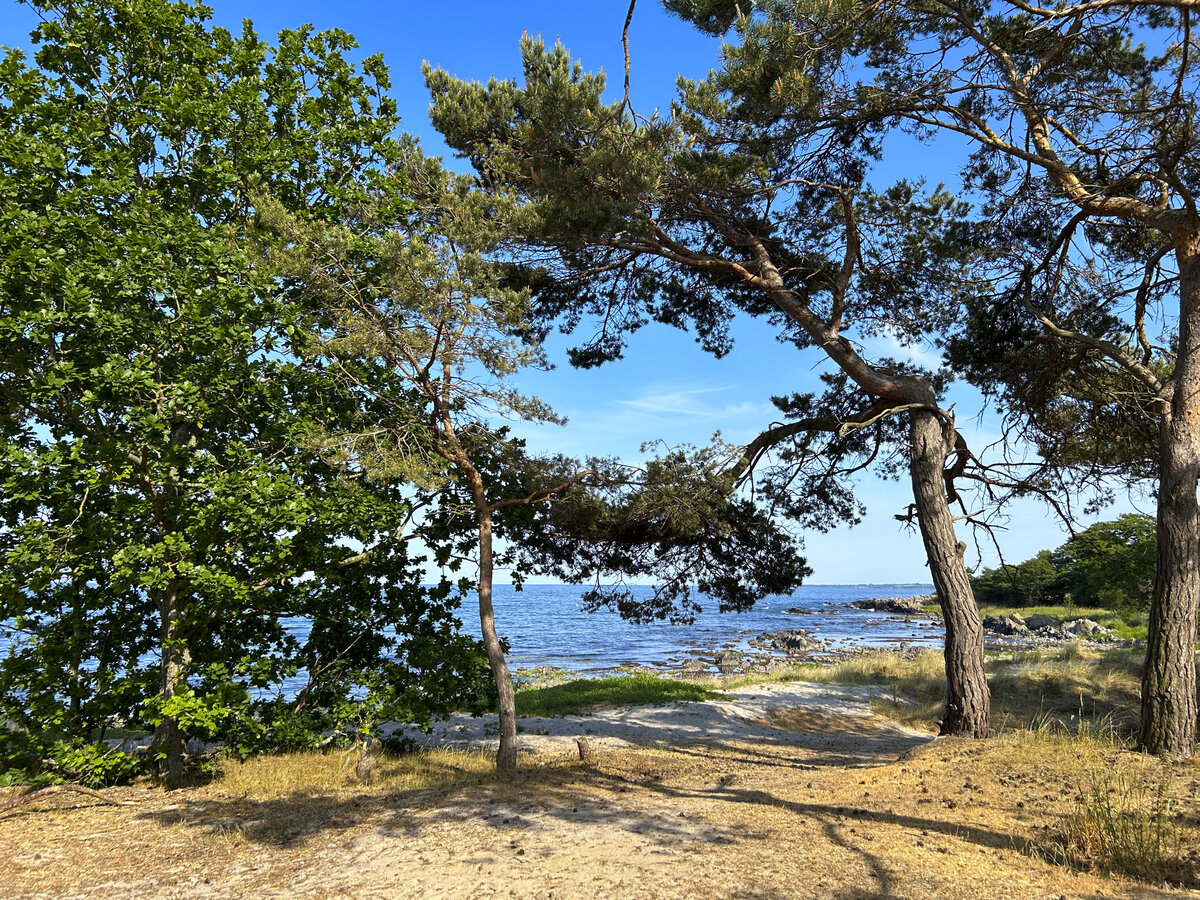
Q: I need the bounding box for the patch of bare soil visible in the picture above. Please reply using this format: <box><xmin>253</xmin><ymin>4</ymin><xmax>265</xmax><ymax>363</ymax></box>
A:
<box><xmin>2</xmin><ymin>690</ymin><xmax>1197</xmax><ymax>899</ymax></box>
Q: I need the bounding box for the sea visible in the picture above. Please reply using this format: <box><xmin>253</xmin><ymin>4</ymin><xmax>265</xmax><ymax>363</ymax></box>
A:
<box><xmin>437</xmin><ymin>582</ymin><xmax>941</xmax><ymax>675</ymax></box>
<box><xmin>2</xmin><ymin>584</ymin><xmax>943</xmax><ymax>695</ymax></box>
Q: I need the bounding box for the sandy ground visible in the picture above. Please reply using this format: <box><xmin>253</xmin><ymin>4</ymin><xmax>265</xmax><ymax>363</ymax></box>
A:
<box><xmin>2</xmin><ymin>683</ymin><xmax>1197</xmax><ymax>900</ymax></box>
<box><xmin>386</xmin><ymin>680</ymin><xmax>931</xmax><ymax>762</ymax></box>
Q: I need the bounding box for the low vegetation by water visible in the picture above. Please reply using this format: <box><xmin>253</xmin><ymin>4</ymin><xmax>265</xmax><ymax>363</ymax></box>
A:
<box><xmin>747</xmin><ymin>643</ymin><xmax>1145</xmax><ymax>738</ymax></box>
<box><xmin>978</xmin><ymin>604</ymin><xmax>1148</xmax><ymax>641</ymax></box>
<box><xmin>511</xmin><ymin>642</ymin><xmax>1146</xmax><ymax>740</ymax></box>
<box><xmin>919</xmin><ymin>601</ymin><xmax>1149</xmax><ymax>641</ymax></box>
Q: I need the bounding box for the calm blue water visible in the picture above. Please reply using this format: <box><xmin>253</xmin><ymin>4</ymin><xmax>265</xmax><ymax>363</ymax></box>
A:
<box><xmin>478</xmin><ymin>583</ymin><xmax>941</xmax><ymax>675</ymax></box>
<box><xmin>3</xmin><ymin>584</ymin><xmax>942</xmax><ymax>697</ymax></box>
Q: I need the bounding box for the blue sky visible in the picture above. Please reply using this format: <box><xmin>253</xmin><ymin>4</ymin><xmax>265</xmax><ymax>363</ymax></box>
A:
<box><xmin>0</xmin><ymin>0</ymin><xmax>1148</xmax><ymax>583</ymax></box>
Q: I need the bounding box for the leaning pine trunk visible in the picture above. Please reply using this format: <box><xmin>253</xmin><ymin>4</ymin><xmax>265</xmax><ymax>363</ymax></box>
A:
<box><xmin>909</xmin><ymin>408</ymin><xmax>990</xmax><ymax>738</ymax></box>
<box><xmin>476</xmin><ymin>504</ymin><xmax>519</xmax><ymax>772</ymax></box>
<box><xmin>1140</xmin><ymin>237</ymin><xmax>1200</xmax><ymax>759</ymax></box>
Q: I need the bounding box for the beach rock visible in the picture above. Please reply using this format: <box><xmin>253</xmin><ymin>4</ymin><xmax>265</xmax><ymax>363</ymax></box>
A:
<box><xmin>751</xmin><ymin>656</ymin><xmax>788</xmax><ymax>674</ymax></box>
<box><xmin>851</xmin><ymin>596</ymin><xmax>928</xmax><ymax>615</ymax></box>
<box><xmin>680</xmin><ymin>658</ymin><xmax>708</xmax><ymax>676</ymax></box>
<box><xmin>749</xmin><ymin>629</ymin><xmax>823</xmax><ymax>656</ymax></box>
<box><xmin>714</xmin><ymin>650</ymin><xmax>744</xmax><ymax>674</ymax></box>
<box><xmin>983</xmin><ymin>614</ymin><xmax>1030</xmax><ymax>636</ymax></box>
<box><xmin>1033</xmin><ymin>626</ymin><xmax>1070</xmax><ymax>641</ymax></box>
<box><xmin>1064</xmin><ymin>618</ymin><xmax>1109</xmax><ymax>637</ymax></box>
<box><xmin>1024</xmin><ymin>614</ymin><xmax>1059</xmax><ymax>630</ymax></box>
<box><xmin>784</xmin><ymin>607</ymin><xmax>807</xmax><ymax>614</ymax></box>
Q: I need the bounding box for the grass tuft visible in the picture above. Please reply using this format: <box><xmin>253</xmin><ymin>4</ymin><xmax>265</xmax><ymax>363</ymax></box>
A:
<box><xmin>1054</xmin><ymin>767</ymin><xmax>1194</xmax><ymax>886</ymax></box>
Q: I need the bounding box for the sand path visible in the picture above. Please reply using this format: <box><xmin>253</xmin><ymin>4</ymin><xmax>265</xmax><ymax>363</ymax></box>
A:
<box><xmin>386</xmin><ymin>680</ymin><xmax>932</xmax><ymax>763</ymax></box>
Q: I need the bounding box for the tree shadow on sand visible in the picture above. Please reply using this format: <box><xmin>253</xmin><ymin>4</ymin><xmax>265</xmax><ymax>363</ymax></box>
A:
<box><xmin>118</xmin><ymin>732</ymin><xmax>1189</xmax><ymax>900</ymax></box>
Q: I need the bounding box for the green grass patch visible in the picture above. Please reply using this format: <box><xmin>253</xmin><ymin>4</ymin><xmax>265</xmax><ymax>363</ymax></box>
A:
<box><xmin>514</xmin><ymin>673</ymin><xmax>719</xmax><ymax>718</ymax></box>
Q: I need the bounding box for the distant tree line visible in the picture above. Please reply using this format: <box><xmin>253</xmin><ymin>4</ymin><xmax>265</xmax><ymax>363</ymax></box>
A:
<box><xmin>971</xmin><ymin>515</ymin><xmax>1156</xmax><ymax>614</ymax></box>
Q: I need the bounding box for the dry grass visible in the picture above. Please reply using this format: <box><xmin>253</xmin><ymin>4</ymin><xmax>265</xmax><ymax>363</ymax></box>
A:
<box><xmin>2</xmin><ymin>648</ymin><xmax>1197</xmax><ymax>899</ymax></box>
<box><xmin>218</xmin><ymin>746</ymin><xmax>498</xmax><ymax>800</ymax></box>
<box><xmin>2</xmin><ymin>730</ymin><xmax>1196</xmax><ymax>899</ymax></box>
<box><xmin>746</xmin><ymin>644</ymin><xmax>1146</xmax><ymax>738</ymax></box>
<box><xmin>1055</xmin><ymin>765</ymin><xmax>1191</xmax><ymax>884</ymax></box>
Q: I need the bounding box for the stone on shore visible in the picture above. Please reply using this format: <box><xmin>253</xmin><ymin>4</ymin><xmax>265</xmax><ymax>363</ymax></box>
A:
<box><xmin>982</xmin><ymin>613</ymin><xmax>1030</xmax><ymax>636</ymax></box>
<box><xmin>714</xmin><ymin>650</ymin><xmax>744</xmax><ymax>675</ymax></box>
<box><xmin>1064</xmin><ymin>618</ymin><xmax>1109</xmax><ymax>637</ymax></box>
<box><xmin>850</xmin><ymin>595</ymin><xmax>933</xmax><ymax>615</ymax></box>
<box><xmin>749</xmin><ymin>629</ymin><xmax>823</xmax><ymax>657</ymax></box>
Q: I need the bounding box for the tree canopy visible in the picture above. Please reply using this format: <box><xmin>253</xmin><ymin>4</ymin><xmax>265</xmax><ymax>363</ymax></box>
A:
<box><xmin>634</xmin><ymin>0</ymin><xmax>1200</xmax><ymax>757</ymax></box>
<box><xmin>0</xmin><ymin>0</ymin><xmax>492</xmax><ymax>785</ymax></box>
<box><xmin>425</xmin><ymin>15</ymin><xmax>995</xmax><ymax>735</ymax></box>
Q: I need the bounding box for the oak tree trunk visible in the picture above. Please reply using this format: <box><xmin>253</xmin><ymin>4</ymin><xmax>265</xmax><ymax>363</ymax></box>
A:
<box><xmin>909</xmin><ymin>408</ymin><xmax>990</xmax><ymax>737</ymax></box>
<box><xmin>150</xmin><ymin>583</ymin><xmax>188</xmax><ymax>788</ymax></box>
<box><xmin>1140</xmin><ymin>237</ymin><xmax>1200</xmax><ymax>758</ymax></box>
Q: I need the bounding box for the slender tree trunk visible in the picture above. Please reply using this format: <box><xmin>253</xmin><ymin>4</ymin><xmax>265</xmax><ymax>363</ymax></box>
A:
<box><xmin>151</xmin><ymin>582</ymin><xmax>189</xmax><ymax>788</ymax></box>
<box><xmin>909</xmin><ymin>408</ymin><xmax>990</xmax><ymax>738</ymax></box>
<box><xmin>66</xmin><ymin>594</ymin><xmax>84</xmax><ymax>733</ymax></box>
<box><xmin>475</xmin><ymin>504</ymin><xmax>519</xmax><ymax>772</ymax></box>
<box><xmin>1140</xmin><ymin>237</ymin><xmax>1200</xmax><ymax>758</ymax></box>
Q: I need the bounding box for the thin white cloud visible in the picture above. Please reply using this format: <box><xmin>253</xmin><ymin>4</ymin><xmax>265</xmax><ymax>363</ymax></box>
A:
<box><xmin>869</xmin><ymin>327</ymin><xmax>945</xmax><ymax>371</ymax></box>
<box><xmin>507</xmin><ymin>381</ymin><xmax>778</xmax><ymax>461</ymax></box>
<box><xmin>622</xmin><ymin>384</ymin><xmax>763</xmax><ymax>419</ymax></box>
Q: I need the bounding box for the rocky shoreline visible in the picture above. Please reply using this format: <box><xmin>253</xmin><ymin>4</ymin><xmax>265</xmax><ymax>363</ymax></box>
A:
<box><xmin>848</xmin><ymin>594</ymin><xmax>937</xmax><ymax>615</ymax></box>
<box><xmin>671</xmin><ymin>595</ymin><xmax>1140</xmax><ymax>678</ymax></box>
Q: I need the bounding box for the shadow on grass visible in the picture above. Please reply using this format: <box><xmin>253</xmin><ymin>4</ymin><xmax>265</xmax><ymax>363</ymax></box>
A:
<box><xmin>127</xmin><ymin>737</ymin><xmax>1194</xmax><ymax>899</ymax></box>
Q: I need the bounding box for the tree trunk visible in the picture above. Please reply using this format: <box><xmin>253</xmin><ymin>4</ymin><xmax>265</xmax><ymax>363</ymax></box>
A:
<box><xmin>150</xmin><ymin>582</ymin><xmax>188</xmax><ymax>788</ymax></box>
<box><xmin>65</xmin><ymin>596</ymin><xmax>84</xmax><ymax>733</ymax></box>
<box><xmin>1140</xmin><ymin>236</ymin><xmax>1200</xmax><ymax>758</ymax></box>
<box><xmin>475</xmin><ymin>505</ymin><xmax>519</xmax><ymax>772</ymax></box>
<box><xmin>909</xmin><ymin>408</ymin><xmax>990</xmax><ymax>738</ymax></box>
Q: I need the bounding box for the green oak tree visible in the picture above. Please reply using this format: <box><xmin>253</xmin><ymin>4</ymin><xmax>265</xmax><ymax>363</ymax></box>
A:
<box><xmin>0</xmin><ymin>0</ymin><xmax>490</xmax><ymax>786</ymax></box>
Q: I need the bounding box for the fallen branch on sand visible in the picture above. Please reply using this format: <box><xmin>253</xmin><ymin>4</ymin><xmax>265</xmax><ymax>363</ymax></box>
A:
<box><xmin>0</xmin><ymin>784</ymin><xmax>134</xmax><ymax>817</ymax></box>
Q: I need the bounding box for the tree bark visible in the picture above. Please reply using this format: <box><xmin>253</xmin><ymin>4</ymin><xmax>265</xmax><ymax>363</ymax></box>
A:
<box><xmin>150</xmin><ymin>582</ymin><xmax>188</xmax><ymax>788</ymax></box>
<box><xmin>743</xmin><ymin>233</ymin><xmax>991</xmax><ymax>737</ymax></box>
<box><xmin>909</xmin><ymin>408</ymin><xmax>990</xmax><ymax>737</ymax></box>
<box><xmin>1140</xmin><ymin>236</ymin><xmax>1200</xmax><ymax>758</ymax></box>
<box><xmin>475</xmin><ymin>503</ymin><xmax>519</xmax><ymax>772</ymax></box>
